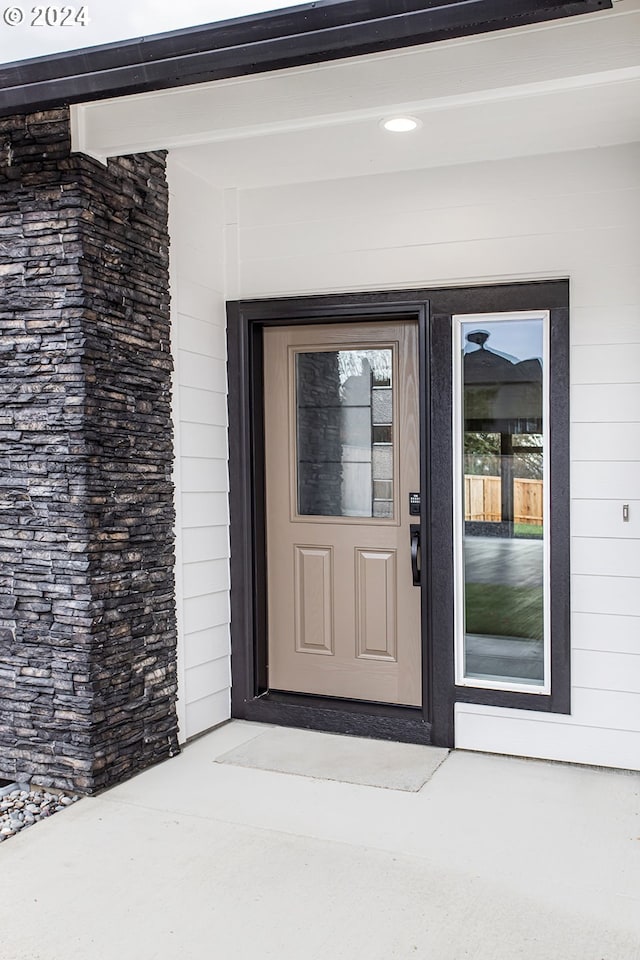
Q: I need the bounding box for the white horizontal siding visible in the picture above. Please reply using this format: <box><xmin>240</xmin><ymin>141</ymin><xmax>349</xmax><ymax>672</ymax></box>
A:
<box><xmin>184</xmin><ymin>624</ymin><xmax>230</xmax><ymax>669</ymax></box>
<box><xmin>177</xmin><ymin>352</ymin><xmax>227</xmax><ymax>395</ymax></box>
<box><xmin>181</xmin><ymin>458</ymin><xmax>229</xmax><ymax>494</ymax></box>
<box><xmin>572</xmin><ymin>343</ymin><xmax>640</xmax><ymax>384</ymax></box>
<box><xmin>571</xmin><ymin>539</ymin><xmax>640</xmax><ymax>579</ymax></box>
<box><xmin>169</xmin><ymin>155</ymin><xmax>231</xmax><ymax>742</ymax></box>
<box><xmin>185</xmin><ymin>657</ymin><xmax>230</xmax><ymax>704</ymax></box>
<box><xmin>455</xmin><ymin>706</ymin><xmax>640</xmax><ymax>771</ymax></box>
<box><xmin>176</xmin><ymin>280</ymin><xmax>221</xmax><ymax>325</ymax></box>
<box><xmin>571</xmin><ymin>500</ymin><xmax>639</xmax><ymax>539</ymax></box>
<box><xmin>185</xmin><ymin>690</ymin><xmax>230</xmax><ymax>739</ymax></box>
<box><xmin>572</xmin><ymin>649</ymin><xmax>640</xmax><ymax>693</ymax></box>
<box><xmin>572</xmin><ymin>575</ymin><xmax>640</xmax><ymax>618</ymax></box>
<box><xmin>178</xmin><ymin>315</ymin><xmax>226</xmax><ymax>359</ymax></box>
<box><xmin>571</xmin><ymin>383</ymin><xmax>640</xmax><ymax>422</ymax></box>
<box><xmin>238</xmin><ymin>141</ymin><xmax>640</xmax><ymax>769</ymax></box>
<box><xmin>570</xmin><ymin>687</ymin><xmax>640</xmax><ymax>728</ymax></box>
<box><xmin>569</xmin><ymin>261</ymin><xmax>640</xmax><ymax>308</ymax></box>
<box><xmin>571</xmin><ymin>422</ymin><xmax>640</xmax><ymax>461</ymax></box>
<box><xmin>571</xmin><ymin>612</ymin><xmax>640</xmax><ymax>654</ymax></box>
<box><xmin>183</xmin><ymin>590</ymin><xmax>230</xmax><ymax>636</ymax></box>
<box><xmin>182</xmin><ymin>559</ymin><xmax>229</xmax><ymax>598</ymax></box>
<box><xmin>181</xmin><ymin>492</ymin><xmax>229</xmax><ymax>529</ymax></box>
<box><xmin>180</xmin><ymin>422</ymin><xmax>228</xmax><ymax>459</ymax></box>
<box><xmin>179</xmin><ymin>386</ymin><xmax>227</xmax><ymax>425</ymax></box>
<box><xmin>240</xmin><ymin>146</ymin><xmax>640</xmax><ymax>227</ymax></box>
<box><xmin>240</xmin><ymin>232</ymin><xmax>638</xmax><ymax>300</ymax></box>
<box><xmin>241</xmin><ymin>190</ymin><xmax>640</xmax><ymax>262</ymax></box>
<box><xmin>571</xmin><ymin>462</ymin><xmax>640</xmax><ymax>500</ymax></box>
<box><xmin>182</xmin><ymin>526</ymin><xmax>229</xmax><ymax>564</ymax></box>
<box><xmin>570</xmin><ymin>305</ymin><xmax>640</xmax><ymax>345</ymax></box>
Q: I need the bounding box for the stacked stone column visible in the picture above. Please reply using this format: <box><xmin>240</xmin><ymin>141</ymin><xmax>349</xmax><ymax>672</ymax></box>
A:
<box><xmin>0</xmin><ymin>109</ymin><xmax>179</xmax><ymax>793</ymax></box>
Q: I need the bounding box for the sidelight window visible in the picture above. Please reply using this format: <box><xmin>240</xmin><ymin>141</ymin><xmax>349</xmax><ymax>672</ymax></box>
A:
<box><xmin>453</xmin><ymin>312</ymin><xmax>550</xmax><ymax>693</ymax></box>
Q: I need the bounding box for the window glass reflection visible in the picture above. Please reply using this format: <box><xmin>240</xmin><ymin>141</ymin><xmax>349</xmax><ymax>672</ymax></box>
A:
<box><xmin>296</xmin><ymin>348</ymin><xmax>394</xmax><ymax>518</ymax></box>
<box><xmin>461</xmin><ymin>320</ymin><xmax>545</xmax><ymax>686</ymax></box>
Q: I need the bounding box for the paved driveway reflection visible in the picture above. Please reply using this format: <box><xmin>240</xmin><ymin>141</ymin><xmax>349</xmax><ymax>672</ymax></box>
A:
<box><xmin>464</xmin><ymin>536</ymin><xmax>543</xmax><ymax>587</ymax></box>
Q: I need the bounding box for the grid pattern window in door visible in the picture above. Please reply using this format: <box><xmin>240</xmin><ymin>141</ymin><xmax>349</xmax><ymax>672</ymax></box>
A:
<box><xmin>295</xmin><ymin>347</ymin><xmax>395</xmax><ymax>519</ymax></box>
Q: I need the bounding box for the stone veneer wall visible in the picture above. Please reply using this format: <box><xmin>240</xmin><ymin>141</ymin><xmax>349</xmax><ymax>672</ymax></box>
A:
<box><xmin>0</xmin><ymin>109</ymin><xmax>179</xmax><ymax>793</ymax></box>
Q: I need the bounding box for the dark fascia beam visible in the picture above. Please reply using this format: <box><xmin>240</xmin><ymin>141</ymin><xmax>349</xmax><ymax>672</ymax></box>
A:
<box><xmin>0</xmin><ymin>0</ymin><xmax>612</xmax><ymax>119</ymax></box>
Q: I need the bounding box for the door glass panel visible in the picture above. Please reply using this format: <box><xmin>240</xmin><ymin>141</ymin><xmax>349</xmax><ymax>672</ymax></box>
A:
<box><xmin>458</xmin><ymin>318</ymin><xmax>547</xmax><ymax>688</ymax></box>
<box><xmin>296</xmin><ymin>348</ymin><xmax>394</xmax><ymax>518</ymax></box>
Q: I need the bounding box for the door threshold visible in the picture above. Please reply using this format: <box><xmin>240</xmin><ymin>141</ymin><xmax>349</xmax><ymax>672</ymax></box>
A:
<box><xmin>235</xmin><ymin>691</ymin><xmax>432</xmax><ymax>745</ymax></box>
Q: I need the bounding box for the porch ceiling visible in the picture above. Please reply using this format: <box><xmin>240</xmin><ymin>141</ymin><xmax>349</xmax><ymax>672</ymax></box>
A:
<box><xmin>72</xmin><ymin>0</ymin><xmax>640</xmax><ymax>186</ymax></box>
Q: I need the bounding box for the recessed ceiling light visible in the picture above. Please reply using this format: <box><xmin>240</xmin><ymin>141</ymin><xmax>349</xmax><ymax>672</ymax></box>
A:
<box><xmin>381</xmin><ymin>116</ymin><xmax>421</xmax><ymax>133</ymax></box>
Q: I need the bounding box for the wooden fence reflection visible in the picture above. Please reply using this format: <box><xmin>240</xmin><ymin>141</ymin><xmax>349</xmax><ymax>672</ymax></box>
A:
<box><xmin>464</xmin><ymin>475</ymin><xmax>543</xmax><ymax>524</ymax></box>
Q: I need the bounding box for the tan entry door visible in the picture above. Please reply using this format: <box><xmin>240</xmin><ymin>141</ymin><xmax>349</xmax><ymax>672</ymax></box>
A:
<box><xmin>263</xmin><ymin>320</ymin><xmax>421</xmax><ymax>706</ymax></box>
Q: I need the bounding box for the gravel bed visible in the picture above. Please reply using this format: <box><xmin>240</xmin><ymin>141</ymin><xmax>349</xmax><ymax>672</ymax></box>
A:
<box><xmin>0</xmin><ymin>787</ymin><xmax>80</xmax><ymax>841</ymax></box>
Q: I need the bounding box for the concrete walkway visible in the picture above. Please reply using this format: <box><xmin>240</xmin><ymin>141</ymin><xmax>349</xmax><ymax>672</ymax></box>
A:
<box><xmin>1</xmin><ymin>721</ymin><xmax>639</xmax><ymax>960</ymax></box>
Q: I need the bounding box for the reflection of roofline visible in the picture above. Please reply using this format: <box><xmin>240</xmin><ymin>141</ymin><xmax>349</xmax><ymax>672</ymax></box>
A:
<box><xmin>0</xmin><ymin>0</ymin><xmax>610</xmax><ymax>119</ymax></box>
<box><xmin>465</xmin><ymin>348</ymin><xmax>543</xmax><ymax>384</ymax></box>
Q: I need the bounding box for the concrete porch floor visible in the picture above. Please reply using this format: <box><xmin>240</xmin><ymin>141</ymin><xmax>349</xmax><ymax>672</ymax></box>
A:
<box><xmin>1</xmin><ymin>721</ymin><xmax>639</xmax><ymax>960</ymax></box>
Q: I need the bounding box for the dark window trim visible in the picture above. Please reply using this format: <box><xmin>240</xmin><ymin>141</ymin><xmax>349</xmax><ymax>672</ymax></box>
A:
<box><xmin>429</xmin><ymin>288</ymin><xmax>571</xmax><ymax>716</ymax></box>
<box><xmin>227</xmin><ymin>280</ymin><xmax>570</xmax><ymax>751</ymax></box>
<box><xmin>0</xmin><ymin>0</ymin><xmax>610</xmax><ymax>118</ymax></box>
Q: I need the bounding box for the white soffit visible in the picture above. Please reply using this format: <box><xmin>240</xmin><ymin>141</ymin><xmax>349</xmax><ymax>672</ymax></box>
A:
<box><xmin>72</xmin><ymin>1</ymin><xmax>640</xmax><ymax>184</ymax></box>
<box><xmin>169</xmin><ymin>81</ymin><xmax>640</xmax><ymax>188</ymax></box>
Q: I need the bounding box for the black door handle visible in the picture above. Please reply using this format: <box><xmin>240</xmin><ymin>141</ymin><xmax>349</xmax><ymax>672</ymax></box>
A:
<box><xmin>410</xmin><ymin>524</ymin><xmax>421</xmax><ymax>587</ymax></box>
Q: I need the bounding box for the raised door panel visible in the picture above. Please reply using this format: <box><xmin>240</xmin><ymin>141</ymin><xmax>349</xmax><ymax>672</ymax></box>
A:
<box><xmin>294</xmin><ymin>545</ymin><xmax>334</xmax><ymax>655</ymax></box>
<box><xmin>356</xmin><ymin>548</ymin><xmax>397</xmax><ymax>661</ymax></box>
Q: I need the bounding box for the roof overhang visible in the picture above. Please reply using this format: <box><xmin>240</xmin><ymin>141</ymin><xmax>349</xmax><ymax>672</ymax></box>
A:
<box><xmin>69</xmin><ymin>1</ymin><xmax>640</xmax><ymax>183</ymax></box>
<box><xmin>0</xmin><ymin>0</ymin><xmax>611</xmax><ymax>118</ymax></box>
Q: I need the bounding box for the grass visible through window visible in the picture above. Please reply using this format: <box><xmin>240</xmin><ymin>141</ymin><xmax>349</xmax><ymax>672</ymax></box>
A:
<box><xmin>465</xmin><ymin>583</ymin><xmax>544</xmax><ymax>641</ymax></box>
<box><xmin>514</xmin><ymin>522</ymin><xmax>543</xmax><ymax>538</ymax></box>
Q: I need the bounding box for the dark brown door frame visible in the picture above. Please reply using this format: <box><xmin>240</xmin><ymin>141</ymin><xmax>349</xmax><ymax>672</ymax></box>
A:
<box><xmin>227</xmin><ymin>295</ymin><xmax>441</xmax><ymax>745</ymax></box>
<box><xmin>226</xmin><ymin>280</ymin><xmax>570</xmax><ymax>749</ymax></box>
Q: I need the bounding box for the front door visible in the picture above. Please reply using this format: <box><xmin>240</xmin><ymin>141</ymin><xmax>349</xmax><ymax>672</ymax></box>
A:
<box><xmin>263</xmin><ymin>320</ymin><xmax>421</xmax><ymax>706</ymax></box>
